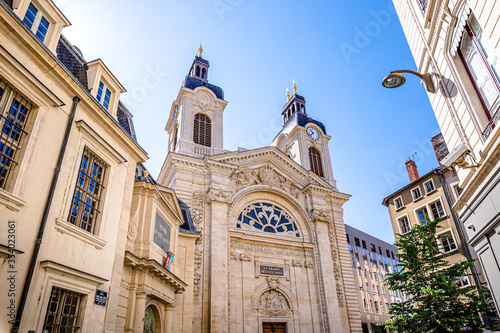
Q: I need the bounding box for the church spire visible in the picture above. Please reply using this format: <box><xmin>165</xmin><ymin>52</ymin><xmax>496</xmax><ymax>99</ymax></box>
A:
<box><xmin>189</xmin><ymin>44</ymin><xmax>209</xmax><ymax>82</ymax></box>
<box><xmin>198</xmin><ymin>43</ymin><xmax>203</xmax><ymax>57</ymax></box>
<box><xmin>281</xmin><ymin>79</ymin><xmax>306</xmax><ymax>124</ymax></box>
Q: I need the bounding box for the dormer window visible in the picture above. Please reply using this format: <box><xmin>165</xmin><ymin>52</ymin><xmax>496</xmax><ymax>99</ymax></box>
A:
<box><xmin>23</xmin><ymin>3</ymin><xmax>50</xmax><ymax>43</ymax></box>
<box><xmin>96</xmin><ymin>82</ymin><xmax>111</xmax><ymax>110</ymax></box>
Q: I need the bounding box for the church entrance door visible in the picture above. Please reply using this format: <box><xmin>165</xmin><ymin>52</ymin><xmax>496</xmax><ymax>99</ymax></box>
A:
<box><xmin>262</xmin><ymin>322</ymin><xmax>287</xmax><ymax>333</ymax></box>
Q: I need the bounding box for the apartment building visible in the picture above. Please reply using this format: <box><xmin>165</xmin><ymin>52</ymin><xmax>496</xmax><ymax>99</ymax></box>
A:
<box><xmin>345</xmin><ymin>224</ymin><xmax>407</xmax><ymax>333</ymax></box>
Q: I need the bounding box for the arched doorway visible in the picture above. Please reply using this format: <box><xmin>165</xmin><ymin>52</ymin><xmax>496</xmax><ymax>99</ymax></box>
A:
<box><xmin>143</xmin><ymin>305</ymin><xmax>160</xmax><ymax>333</ymax></box>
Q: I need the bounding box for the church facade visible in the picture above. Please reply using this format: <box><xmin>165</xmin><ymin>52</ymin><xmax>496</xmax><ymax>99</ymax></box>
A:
<box><xmin>158</xmin><ymin>48</ymin><xmax>362</xmax><ymax>332</ymax></box>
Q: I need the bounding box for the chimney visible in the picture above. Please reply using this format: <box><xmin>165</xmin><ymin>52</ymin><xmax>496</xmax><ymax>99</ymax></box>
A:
<box><xmin>431</xmin><ymin>133</ymin><xmax>449</xmax><ymax>166</ymax></box>
<box><xmin>405</xmin><ymin>159</ymin><xmax>419</xmax><ymax>183</ymax></box>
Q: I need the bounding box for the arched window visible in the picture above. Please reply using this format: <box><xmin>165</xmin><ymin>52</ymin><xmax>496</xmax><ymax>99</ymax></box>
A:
<box><xmin>195</xmin><ymin>66</ymin><xmax>200</xmax><ymax>77</ymax></box>
<box><xmin>193</xmin><ymin>113</ymin><xmax>211</xmax><ymax>147</ymax></box>
<box><xmin>201</xmin><ymin>68</ymin><xmax>206</xmax><ymax>79</ymax></box>
<box><xmin>236</xmin><ymin>203</ymin><xmax>300</xmax><ymax>237</ymax></box>
<box><xmin>309</xmin><ymin>147</ymin><xmax>324</xmax><ymax>177</ymax></box>
<box><xmin>172</xmin><ymin>126</ymin><xmax>178</xmax><ymax>150</ymax></box>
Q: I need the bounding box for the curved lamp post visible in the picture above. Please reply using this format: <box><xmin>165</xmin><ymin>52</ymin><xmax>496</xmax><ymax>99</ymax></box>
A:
<box><xmin>382</xmin><ymin>69</ymin><xmax>436</xmax><ymax>93</ymax></box>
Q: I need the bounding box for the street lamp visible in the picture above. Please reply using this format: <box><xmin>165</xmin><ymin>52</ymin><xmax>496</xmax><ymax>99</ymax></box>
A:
<box><xmin>382</xmin><ymin>69</ymin><xmax>436</xmax><ymax>93</ymax></box>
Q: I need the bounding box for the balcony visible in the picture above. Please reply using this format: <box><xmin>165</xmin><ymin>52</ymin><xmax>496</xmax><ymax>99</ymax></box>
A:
<box><xmin>194</xmin><ymin>144</ymin><xmax>212</xmax><ymax>156</ymax></box>
<box><xmin>483</xmin><ymin>107</ymin><xmax>500</xmax><ymax>140</ymax></box>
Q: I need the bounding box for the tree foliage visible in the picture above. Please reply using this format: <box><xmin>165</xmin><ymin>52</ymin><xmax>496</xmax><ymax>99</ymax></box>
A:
<box><xmin>382</xmin><ymin>218</ymin><xmax>499</xmax><ymax>333</ymax></box>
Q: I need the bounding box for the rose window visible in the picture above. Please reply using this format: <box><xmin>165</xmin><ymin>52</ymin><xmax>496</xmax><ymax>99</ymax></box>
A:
<box><xmin>236</xmin><ymin>203</ymin><xmax>300</xmax><ymax>237</ymax></box>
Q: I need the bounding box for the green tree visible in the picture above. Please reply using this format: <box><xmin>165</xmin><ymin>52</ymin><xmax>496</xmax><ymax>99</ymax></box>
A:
<box><xmin>381</xmin><ymin>218</ymin><xmax>499</xmax><ymax>333</ymax></box>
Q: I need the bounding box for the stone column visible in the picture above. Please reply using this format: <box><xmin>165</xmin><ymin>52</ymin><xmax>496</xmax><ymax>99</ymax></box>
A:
<box><xmin>207</xmin><ymin>187</ymin><xmax>233</xmax><ymax>333</ymax></box>
<box><xmin>132</xmin><ymin>292</ymin><xmax>147</xmax><ymax>333</ymax></box>
<box><xmin>164</xmin><ymin>305</ymin><xmax>174</xmax><ymax>333</ymax></box>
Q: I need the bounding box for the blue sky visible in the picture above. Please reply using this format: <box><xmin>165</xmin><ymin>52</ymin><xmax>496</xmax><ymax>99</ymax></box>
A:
<box><xmin>55</xmin><ymin>0</ymin><xmax>441</xmax><ymax>244</ymax></box>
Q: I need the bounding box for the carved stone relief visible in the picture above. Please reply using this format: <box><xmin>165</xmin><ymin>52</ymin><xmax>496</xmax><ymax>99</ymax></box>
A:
<box><xmin>258</xmin><ymin>290</ymin><xmax>291</xmax><ymax>317</ymax></box>
<box><xmin>207</xmin><ymin>187</ymin><xmax>233</xmax><ymax>204</ymax></box>
<box><xmin>232</xmin><ymin>165</ymin><xmax>301</xmax><ymax>198</ymax></box>
<box><xmin>191</xmin><ymin>191</ymin><xmax>204</xmax><ymax>228</ymax></box>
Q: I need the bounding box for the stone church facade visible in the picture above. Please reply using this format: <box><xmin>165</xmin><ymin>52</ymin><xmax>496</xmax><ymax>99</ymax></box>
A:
<box><xmin>158</xmin><ymin>48</ymin><xmax>362</xmax><ymax>332</ymax></box>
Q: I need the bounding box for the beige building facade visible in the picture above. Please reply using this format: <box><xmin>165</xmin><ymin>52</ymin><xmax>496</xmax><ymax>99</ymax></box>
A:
<box><xmin>0</xmin><ymin>1</ymin><xmax>195</xmax><ymax>332</ymax></box>
<box><xmin>391</xmin><ymin>0</ymin><xmax>500</xmax><ymax>310</ymax></box>
<box><xmin>382</xmin><ymin>158</ymin><xmax>483</xmax><ymax>287</ymax></box>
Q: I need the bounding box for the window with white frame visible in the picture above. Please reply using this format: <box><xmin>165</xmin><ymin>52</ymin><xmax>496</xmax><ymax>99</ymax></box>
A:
<box><xmin>363</xmin><ymin>298</ymin><xmax>368</xmax><ymax>311</ymax></box>
<box><xmin>429</xmin><ymin>199</ymin><xmax>445</xmax><ymax>220</ymax></box>
<box><xmin>459</xmin><ymin>11</ymin><xmax>500</xmax><ymax>120</ymax></box>
<box><xmin>0</xmin><ymin>80</ymin><xmax>34</xmax><ymax>191</ymax></box>
<box><xmin>394</xmin><ymin>196</ymin><xmax>404</xmax><ymax>209</ymax></box>
<box><xmin>398</xmin><ymin>215</ymin><xmax>411</xmax><ymax>234</ymax></box>
<box><xmin>424</xmin><ymin>179</ymin><xmax>435</xmax><ymax>193</ymax></box>
<box><xmin>43</xmin><ymin>287</ymin><xmax>83</xmax><ymax>332</ymax></box>
<box><xmin>439</xmin><ymin>231</ymin><xmax>457</xmax><ymax>253</ymax></box>
<box><xmin>23</xmin><ymin>2</ymin><xmax>51</xmax><ymax>43</ymax></box>
<box><xmin>374</xmin><ymin>301</ymin><xmax>379</xmax><ymax>313</ymax></box>
<box><xmin>416</xmin><ymin>207</ymin><xmax>428</xmax><ymax>225</ymax></box>
<box><xmin>96</xmin><ymin>81</ymin><xmax>112</xmax><ymax>110</ymax></box>
<box><xmin>411</xmin><ymin>186</ymin><xmax>422</xmax><ymax>200</ymax></box>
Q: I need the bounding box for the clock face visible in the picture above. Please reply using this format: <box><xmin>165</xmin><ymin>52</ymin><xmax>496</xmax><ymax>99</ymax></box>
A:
<box><xmin>307</xmin><ymin>127</ymin><xmax>320</xmax><ymax>140</ymax></box>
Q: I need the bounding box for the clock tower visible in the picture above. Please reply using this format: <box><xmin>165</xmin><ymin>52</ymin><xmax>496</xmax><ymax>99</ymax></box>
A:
<box><xmin>165</xmin><ymin>45</ymin><xmax>228</xmax><ymax>157</ymax></box>
<box><xmin>271</xmin><ymin>81</ymin><xmax>337</xmax><ymax>187</ymax></box>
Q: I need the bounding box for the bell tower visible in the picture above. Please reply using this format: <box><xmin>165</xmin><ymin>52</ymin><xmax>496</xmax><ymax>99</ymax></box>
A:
<box><xmin>271</xmin><ymin>81</ymin><xmax>337</xmax><ymax>187</ymax></box>
<box><xmin>165</xmin><ymin>45</ymin><xmax>227</xmax><ymax>157</ymax></box>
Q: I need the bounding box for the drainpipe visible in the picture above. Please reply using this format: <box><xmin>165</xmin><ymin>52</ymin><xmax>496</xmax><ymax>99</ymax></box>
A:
<box><xmin>434</xmin><ymin>169</ymin><xmax>481</xmax><ymax>288</ymax></box>
<box><xmin>12</xmin><ymin>96</ymin><xmax>80</xmax><ymax>333</ymax></box>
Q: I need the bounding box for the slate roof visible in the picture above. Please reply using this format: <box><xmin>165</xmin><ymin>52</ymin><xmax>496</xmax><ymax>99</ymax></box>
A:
<box><xmin>297</xmin><ymin>113</ymin><xmax>327</xmax><ymax>135</ymax></box>
<box><xmin>183</xmin><ymin>75</ymin><xmax>224</xmax><ymax>100</ymax></box>
<box><xmin>194</xmin><ymin>56</ymin><xmax>209</xmax><ymax>65</ymax></box>
<box><xmin>134</xmin><ymin>164</ymin><xmax>199</xmax><ymax>234</ymax></box>
<box><xmin>1</xmin><ymin>0</ymin><xmax>13</xmax><ymax>9</ymax></box>
<box><xmin>56</xmin><ymin>35</ymin><xmax>88</xmax><ymax>88</ymax></box>
<box><xmin>178</xmin><ymin>198</ymin><xmax>199</xmax><ymax>234</ymax></box>
<box><xmin>117</xmin><ymin>102</ymin><xmax>137</xmax><ymax>140</ymax></box>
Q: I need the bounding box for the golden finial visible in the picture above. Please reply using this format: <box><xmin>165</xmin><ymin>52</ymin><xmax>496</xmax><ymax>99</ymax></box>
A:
<box><xmin>286</xmin><ymin>88</ymin><xmax>290</xmax><ymax>101</ymax></box>
<box><xmin>198</xmin><ymin>43</ymin><xmax>203</xmax><ymax>57</ymax></box>
<box><xmin>292</xmin><ymin>79</ymin><xmax>297</xmax><ymax>95</ymax></box>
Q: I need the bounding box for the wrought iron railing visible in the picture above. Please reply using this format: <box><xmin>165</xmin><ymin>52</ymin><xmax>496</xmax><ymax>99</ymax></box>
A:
<box><xmin>482</xmin><ymin>107</ymin><xmax>500</xmax><ymax>139</ymax></box>
<box><xmin>417</xmin><ymin>0</ymin><xmax>428</xmax><ymax>12</ymax></box>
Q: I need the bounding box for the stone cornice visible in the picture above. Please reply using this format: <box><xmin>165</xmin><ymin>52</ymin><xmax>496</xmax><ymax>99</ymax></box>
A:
<box><xmin>124</xmin><ymin>251</ymin><xmax>187</xmax><ymax>293</ymax></box>
<box><xmin>214</xmin><ymin>146</ymin><xmax>330</xmax><ymax>188</ymax></box>
<box><xmin>453</xmin><ymin>133</ymin><xmax>500</xmax><ymax>212</ymax></box>
<box><xmin>133</xmin><ymin>182</ymin><xmax>184</xmax><ymax>228</ymax></box>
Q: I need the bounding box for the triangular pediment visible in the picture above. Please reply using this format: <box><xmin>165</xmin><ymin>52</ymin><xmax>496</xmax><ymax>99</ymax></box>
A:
<box><xmin>210</xmin><ymin>146</ymin><xmax>332</xmax><ymax>192</ymax></box>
